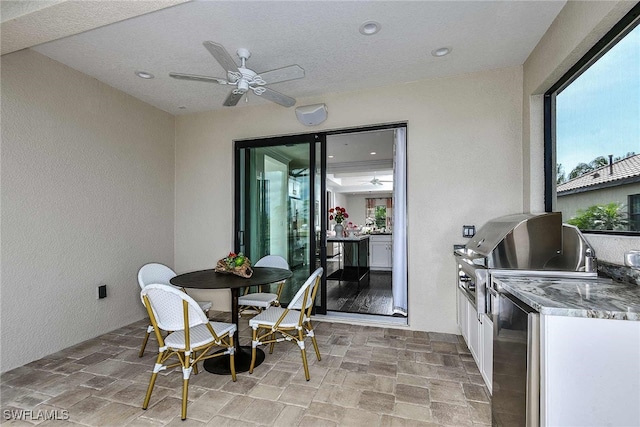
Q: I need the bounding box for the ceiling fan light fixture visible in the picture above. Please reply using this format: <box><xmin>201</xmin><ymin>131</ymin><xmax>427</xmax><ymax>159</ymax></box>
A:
<box><xmin>359</xmin><ymin>21</ymin><xmax>381</xmax><ymax>35</ymax></box>
<box><xmin>135</xmin><ymin>70</ymin><xmax>154</xmax><ymax>79</ymax></box>
<box><xmin>431</xmin><ymin>47</ymin><xmax>451</xmax><ymax>57</ymax></box>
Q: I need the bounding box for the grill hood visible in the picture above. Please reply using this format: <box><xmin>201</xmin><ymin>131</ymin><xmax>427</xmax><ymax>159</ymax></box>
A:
<box><xmin>460</xmin><ymin>212</ymin><xmax>582</xmax><ymax>269</ymax></box>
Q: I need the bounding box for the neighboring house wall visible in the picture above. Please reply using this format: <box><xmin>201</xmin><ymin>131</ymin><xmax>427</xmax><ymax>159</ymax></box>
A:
<box><xmin>557</xmin><ymin>183</ymin><xmax>640</xmax><ymax>221</ymax></box>
<box><xmin>522</xmin><ymin>1</ymin><xmax>639</xmax><ymax>265</ymax></box>
<box><xmin>175</xmin><ymin>65</ymin><xmax>524</xmax><ymax>334</ymax></box>
<box><xmin>1</xmin><ymin>50</ymin><xmax>175</xmax><ymax>372</ymax></box>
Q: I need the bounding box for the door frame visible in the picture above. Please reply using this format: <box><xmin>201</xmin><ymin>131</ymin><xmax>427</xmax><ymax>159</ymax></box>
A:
<box><xmin>234</xmin><ymin>122</ymin><xmax>407</xmax><ymax>315</ymax></box>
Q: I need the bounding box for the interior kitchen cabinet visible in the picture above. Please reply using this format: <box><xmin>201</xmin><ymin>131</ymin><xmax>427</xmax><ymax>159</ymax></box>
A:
<box><xmin>369</xmin><ymin>234</ymin><xmax>392</xmax><ymax>270</ymax></box>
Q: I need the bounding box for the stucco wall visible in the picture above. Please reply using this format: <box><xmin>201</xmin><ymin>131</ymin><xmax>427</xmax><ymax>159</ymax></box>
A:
<box><xmin>1</xmin><ymin>50</ymin><xmax>175</xmax><ymax>372</ymax></box>
<box><xmin>175</xmin><ymin>66</ymin><xmax>524</xmax><ymax>334</ymax></box>
<box><xmin>522</xmin><ymin>1</ymin><xmax>639</xmax><ymax>264</ymax></box>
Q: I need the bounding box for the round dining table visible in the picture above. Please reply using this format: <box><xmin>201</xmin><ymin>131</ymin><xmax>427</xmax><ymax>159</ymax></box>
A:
<box><xmin>170</xmin><ymin>266</ymin><xmax>292</xmax><ymax>375</ymax></box>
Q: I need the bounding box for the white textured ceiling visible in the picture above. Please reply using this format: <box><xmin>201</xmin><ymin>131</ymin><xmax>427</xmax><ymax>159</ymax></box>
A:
<box><xmin>21</xmin><ymin>0</ymin><xmax>566</xmax><ymax>115</ymax></box>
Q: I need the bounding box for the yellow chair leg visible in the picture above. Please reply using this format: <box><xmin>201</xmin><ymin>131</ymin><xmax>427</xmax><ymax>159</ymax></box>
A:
<box><xmin>229</xmin><ymin>335</ymin><xmax>237</xmax><ymax>382</ymax></box>
<box><xmin>307</xmin><ymin>322</ymin><xmax>321</xmax><ymax>361</ymax></box>
<box><xmin>181</xmin><ymin>377</ymin><xmax>189</xmax><ymax>420</ymax></box>
<box><xmin>249</xmin><ymin>328</ymin><xmax>257</xmax><ymax>374</ymax></box>
<box><xmin>139</xmin><ymin>330</ymin><xmax>151</xmax><ymax>358</ymax></box>
<box><xmin>298</xmin><ymin>330</ymin><xmax>310</xmax><ymax>381</ymax></box>
<box><xmin>269</xmin><ymin>333</ymin><xmax>276</xmax><ymax>354</ymax></box>
<box><xmin>181</xmin><ymin>353</ymin><xmax>190</xmax><ymax>420</ymax></box>
<box><xmin>142</xmin><ymin>352</ymin><xmax>164</xmax><ymax>409</ymax></box>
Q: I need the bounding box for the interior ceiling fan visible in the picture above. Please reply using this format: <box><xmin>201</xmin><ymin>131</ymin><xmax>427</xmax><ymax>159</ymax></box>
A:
<box><xmin>362</xmin><ymin>175</ymin><xmax>393</xmax><ymax>186</ymax></box>
<box><xmin>169</xmin><ymin>41</ymin><xmax>305</xmax><ymax>107</ymax></box>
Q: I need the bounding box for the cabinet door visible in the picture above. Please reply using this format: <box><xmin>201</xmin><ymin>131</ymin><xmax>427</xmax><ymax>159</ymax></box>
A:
<box><xmin>467</xmin><ymin>306</ymin><xmax>480</xmax><ymax>364</ymax></box>
<box><xmin>480</xmin><ymin>313</ymin><xmax>493</xmax><ymax>394</ymax></box>
<box><xmin>458</xmin><ymin>290</ymin><xmax>469</xmax><ymax>342</ymax></box>
<box><xmin>370</xmin><ymin>240</ymin><xmax>391</xmax><ymax>269</ymax></box>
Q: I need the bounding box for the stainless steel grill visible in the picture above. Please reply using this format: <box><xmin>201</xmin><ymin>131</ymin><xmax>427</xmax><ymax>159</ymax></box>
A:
<box><xmin>454</xmin><ymin>212</ymin><xmax>596</xmax><ymax>314</ymax></box>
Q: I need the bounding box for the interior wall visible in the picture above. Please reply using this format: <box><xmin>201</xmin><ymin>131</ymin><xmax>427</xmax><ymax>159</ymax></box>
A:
<box><xmin>1</xmin><ymin>50</ymin><xmax>175</xmax><ymax>372</ymax></box>
<box><xmin>343</xmin><ymin>194</ymin><xmax>393</xmax><ymax>228</ymax></box>
<box><xmin>175</xmin><ymin>65</ymin><xmax>524</xmax><ymax>334</ymax></box>
<box><xmin>523</xmin><ymin>0</ymin><xmax>639</xmax><ymax>265</ymax></box>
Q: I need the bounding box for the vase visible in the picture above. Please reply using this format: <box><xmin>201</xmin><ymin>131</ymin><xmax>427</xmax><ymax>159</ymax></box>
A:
<box><xmin>334</xmin><ymin>223</ymin><xmax>344</xmax><ymax>236</ymax></box>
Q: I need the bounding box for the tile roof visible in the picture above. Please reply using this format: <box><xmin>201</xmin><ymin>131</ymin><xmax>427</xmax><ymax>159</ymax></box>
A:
<box><xmin>557</xmin><ymin>154</ymin><xmax>640</xmax><ymax>194</ymax></box>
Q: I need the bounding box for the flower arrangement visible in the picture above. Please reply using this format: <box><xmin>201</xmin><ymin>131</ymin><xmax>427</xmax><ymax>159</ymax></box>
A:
<box><xmin>329</xmin><ymin>206</ymin><xmax>349</xmax><ymax>224</ymax></box>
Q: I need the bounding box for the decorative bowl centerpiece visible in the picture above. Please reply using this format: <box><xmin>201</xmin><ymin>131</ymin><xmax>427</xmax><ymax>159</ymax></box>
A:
<box><xmin>215</xmin><ymin>252</ymin><xmax>253</xmax><ymax>278</ymax></box>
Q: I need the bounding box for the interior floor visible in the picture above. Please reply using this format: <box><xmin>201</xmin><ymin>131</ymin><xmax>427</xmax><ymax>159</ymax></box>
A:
<box><xmin>277</xmin><ymin>252</ymin><xmax>395</xmax><ymax>317</ymax></box>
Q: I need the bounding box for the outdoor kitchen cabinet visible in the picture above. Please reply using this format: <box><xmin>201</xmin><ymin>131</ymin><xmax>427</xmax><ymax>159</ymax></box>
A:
<box><xmin>457</xmin><ymin>289</ymin><xmax>492</xmax><ymax>393</ymax></box>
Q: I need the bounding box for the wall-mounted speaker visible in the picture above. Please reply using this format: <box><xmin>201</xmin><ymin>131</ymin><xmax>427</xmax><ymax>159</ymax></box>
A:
<box><xmin>295</xmin><ymin>103</ymin><xmax>328</xmax><ymax>126</ymax></box>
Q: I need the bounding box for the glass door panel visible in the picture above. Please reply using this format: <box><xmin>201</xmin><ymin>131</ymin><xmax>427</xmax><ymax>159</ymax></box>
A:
<box><xmin>236</xmin><ymin>136</ymin><xmax>322</xmax><ymax>308</ymax></box>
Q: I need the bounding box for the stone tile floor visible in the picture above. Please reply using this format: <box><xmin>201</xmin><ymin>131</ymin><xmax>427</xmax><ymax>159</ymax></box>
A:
<box><xmin>1</xmin><ymin>312</ymin><xmax>490</xmax><ymax>426</ymax></box>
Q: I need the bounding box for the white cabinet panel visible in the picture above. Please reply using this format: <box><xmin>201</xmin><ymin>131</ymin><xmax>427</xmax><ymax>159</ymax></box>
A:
<box><xmin>458</xmin><ymin>289</ymin><xmax>469</xmax><ymax>342</ymax></box>
<box><xmin>457</xmin><ymin>289</ymin><xmax>493</xmax><ymax>392</ymax></box>
<box><xmin>468</xmin><ymin>308</ymin><xmax>480</xmax><ymax>364</ymax></box>
<box><xmin>541</xmin><ymin>315</ymin><xmax>640</xmax><ymax>426</ymax></box>
<box><xmin>369</xmin><ymin>235</ymin><xmax>392</xmax><ymax>270</ymax></box>
<box><xmin>480</xmin><ymin>313</ymin><xmax>493</xmax><ymax>394</ymax></box>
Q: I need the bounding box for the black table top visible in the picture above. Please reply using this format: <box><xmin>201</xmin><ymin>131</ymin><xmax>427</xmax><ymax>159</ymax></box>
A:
<box><xmin>170</xmin><ymin>266</ymin><xmax>292</xmax><ymax>290</ymax></box>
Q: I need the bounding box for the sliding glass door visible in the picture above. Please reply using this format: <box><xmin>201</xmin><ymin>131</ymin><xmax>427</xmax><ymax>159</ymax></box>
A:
<box><xmin>235</xmin><ymin>134</ymin><xmax>325</xmax><ymax>309</ymax></box>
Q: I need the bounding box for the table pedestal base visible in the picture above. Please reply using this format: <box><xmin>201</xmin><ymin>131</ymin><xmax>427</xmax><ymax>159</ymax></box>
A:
<box><xmin>203</xmin><ymin>346</ymin><xmax>265</xmax><ymax>374</ymax></box>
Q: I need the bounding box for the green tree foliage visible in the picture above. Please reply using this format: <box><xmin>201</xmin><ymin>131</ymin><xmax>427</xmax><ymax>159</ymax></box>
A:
<box><xmin>567</xmin><ymin>202</ymin><xmax>629</xmax><ymax>231</ymax></box>
<box><xmin>564</xmin><ymin>153</ymin><xmax>636</xmax><ymax>181</ymax></box>
<box><xmin>375</xmin><ymin>206</ymin><xmax>386</xmax><ymax>229</ymax></box>
<box><xmin>568</xmin><ymin>156</ymin><xmax>608</xmax><ymax>180</ymax></box>
<box><xmin>556</xmin><ymin>164</ymin><xmax>566</xmax><ymax>184</ymax></box>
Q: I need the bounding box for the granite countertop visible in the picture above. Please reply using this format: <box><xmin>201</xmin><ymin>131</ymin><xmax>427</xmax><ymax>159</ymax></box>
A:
<box><xmin>327</xmin><ymin>235</ymin><xmax>370</xmax><ymax>242</ymax></box>
<box><xmin>492</xmin><ymin>274</ymin><xmax>640</xmax><ymax>321</ymax></box>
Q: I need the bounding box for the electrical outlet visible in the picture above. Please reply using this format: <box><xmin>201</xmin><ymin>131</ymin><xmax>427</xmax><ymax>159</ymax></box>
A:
<box><xmin>97</xmin><ymin>284</ymin><xmax>107</xmax><ymax>299</ymax></box>
<box><xmin>463</xmin><ymin>225</ymin><xmax>476</xmax><ymax>238</ymax></box>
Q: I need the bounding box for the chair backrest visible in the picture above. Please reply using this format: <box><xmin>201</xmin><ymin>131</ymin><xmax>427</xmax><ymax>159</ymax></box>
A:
<box><xmin>141</xmin><ymin>284</ymin><xmax>208</xmax><ymax>332</ymax></box>
<box><xmin>254</xmin><ymin>255</ymin><xmax>289</xmax><ymax>270</ymax></box>
<box><xmin>289</xmin><ymin>267</ymin><xmax>323</xmax><ymax>311</ymax></box>
<box><xmin>138</xmin><ymin>263</ymin><xmax>177</xmax><ymax>290</ymax></box>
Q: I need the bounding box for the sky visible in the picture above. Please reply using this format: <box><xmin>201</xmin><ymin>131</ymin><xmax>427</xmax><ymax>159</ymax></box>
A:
<box><xmin>556</xmin><ymin>22</ymin><xmax>640</xmax><ymax>177</ymax></box>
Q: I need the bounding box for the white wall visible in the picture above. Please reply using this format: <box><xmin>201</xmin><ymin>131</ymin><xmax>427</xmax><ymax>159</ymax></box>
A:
<box><xmin>343</xmin><ymin>194</ymin><xmax>393</xmax><ymax>229</ymax></box>
<box><xmin>175</xmin><ymin>66</ymin><xmax>524</xmax><ymax>334</ymax></box>
<box><xmin>1</xmin><ymin>50</ymin><xmax>175</xmax><ymax>372</ymax></box>
<box><xmin>523</xmin><ymin>0</ymin><xmax>639</xmax><ymax>265</ymax></box>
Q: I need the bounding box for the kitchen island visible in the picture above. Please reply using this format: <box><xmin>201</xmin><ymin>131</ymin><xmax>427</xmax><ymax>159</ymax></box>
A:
<box><xmin>491</xmin><ymin>274</ymin><xmax>640</xmax><ymax>427</ymax></box>
<box><xmin>327</xmin><ymin>235</ymin><xmax>370</xmax><ymax>290</ymax></box>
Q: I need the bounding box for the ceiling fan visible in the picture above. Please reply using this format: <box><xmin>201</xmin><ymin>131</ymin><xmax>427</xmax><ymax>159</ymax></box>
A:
<box><xmin>362</xmin><ymin>175</ymin><xmax>393</xmax><ymax>186</ymax></box>
<box><xmin>169</xmin><ymin>41</ymin><xmax>304</xmax><ymax>107</ymax></box>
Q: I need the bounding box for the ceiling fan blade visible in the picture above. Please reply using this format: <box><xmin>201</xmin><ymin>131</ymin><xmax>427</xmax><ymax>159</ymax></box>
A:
<box><xmin>223</xmin><ymin>91</ymin><xmax>244</xmax><ymax>107</ymax></box>
<box><xmin>203</xmin><ymin>41</ymin><xmax>239</xmax><ymax>74</ymax></box>
<box><xmin>259</xmin><ymin>65</ymin><xmax>305</xmax><ymax>85</ymax></box>
<box><xmin>257</xmin><ymin>87</ymin><xmax>296</xmax><ymax>107</ymax></box>
<box><xmin>169</xmin><ymin>72</ymin><xmax>228</xmax><ymax>85</ymax></box>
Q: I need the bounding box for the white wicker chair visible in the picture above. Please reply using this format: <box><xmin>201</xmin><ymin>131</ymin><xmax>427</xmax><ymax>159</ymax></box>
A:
<box><xmin>137</xmin><ymin>263</ymin><xmax>213</xmax><ymax>357</ymax></box>
<box><xmin>140</xmin><ymin>284</ymin><xmax>236</xmax><ymax>420</ymax></box>
<box><xmin>238</xmin><ymin>255</ymin><xmax>289</xmax><ymax>315</ymax></box>
<box><xmin>249</xmin><ymin>267</ymin><xmax>323</xmax><ymax>381</ymax></box>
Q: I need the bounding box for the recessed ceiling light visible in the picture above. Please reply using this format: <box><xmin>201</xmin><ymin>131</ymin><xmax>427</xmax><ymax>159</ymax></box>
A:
<box><xmin>359</xmin><ymin>21</ymin><xmax>381</xmax><ymax>36</ymax></box>
<box><xmin>370</xmin><ymin>152</ymin><xmax>377</xmax><ymax>155</ymax></box>
<box><xmin>135</xmin><ymin>70</ymin><xmax>154</xmax><ymax>79</ymax></box>
<box><xmin>328</xmin><ymin>155</ymin><xmax>334</xmax><ymax>158</ymax></box>
<box><xmin>431</xmin><ymin>47</ymin><xmax>451</xmax><ymax>57</ymax></box>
